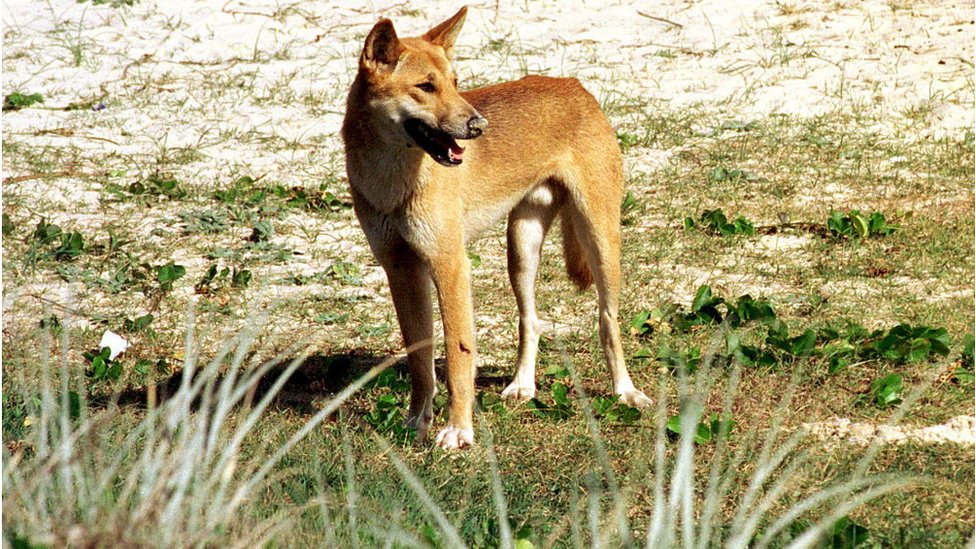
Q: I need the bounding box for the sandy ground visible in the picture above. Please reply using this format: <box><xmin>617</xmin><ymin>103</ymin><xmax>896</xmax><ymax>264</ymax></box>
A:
<box><xmin>2</xmin><ymin>1</ymin><xmax>973</xmax><ymax>444</ymax></box>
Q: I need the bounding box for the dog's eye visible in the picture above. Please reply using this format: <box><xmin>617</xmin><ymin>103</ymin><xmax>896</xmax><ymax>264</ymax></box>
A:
<box><xmin>416</xmin><ymin>82</ymin><xmax>436</xmax><ymax>93</ymax></box>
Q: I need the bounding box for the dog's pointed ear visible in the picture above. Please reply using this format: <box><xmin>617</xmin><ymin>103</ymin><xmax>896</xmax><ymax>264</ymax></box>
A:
<box><xmin>423</xmin><ymin>6</ymin><xmax>467</xmax><ymax>59</ymax></box>
<box><xmin>361</xmin><ymin>18</ymin><xmax>403</xmax><ymax>73</ymax></box>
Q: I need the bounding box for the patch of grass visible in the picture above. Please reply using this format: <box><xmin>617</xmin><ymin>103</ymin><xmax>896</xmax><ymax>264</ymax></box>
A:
<box><xmin>2</xmin><ymin>92</ymin><xmax>44</xmax><ymax>111</ymax></box>
<box><xmin>684</xmin><ymin>208</ymin><xmax>756</xmax><ymax>236</ymax></box>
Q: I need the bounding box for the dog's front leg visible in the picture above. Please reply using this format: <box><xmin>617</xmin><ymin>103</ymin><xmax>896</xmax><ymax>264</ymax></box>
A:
<box><xmin>382</xmin><ymin>245</ymin><xmax>436</xmax><ymax>439</ymax></box>
<box><xmin>429</xmin><ymin>242</ymin><xmax>477</xmax><ymax>449</ymax></box>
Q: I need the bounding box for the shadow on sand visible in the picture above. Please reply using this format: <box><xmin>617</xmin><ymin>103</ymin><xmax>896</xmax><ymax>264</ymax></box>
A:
<box><xmin>101</xmin><ymin>350</ymin><xmax>517</xmax><ymax>413</ymax></box>
<box><xmin>105</xmin><ymin>350</ymin><xmax>396</xmax><ymax>412</ymax></box>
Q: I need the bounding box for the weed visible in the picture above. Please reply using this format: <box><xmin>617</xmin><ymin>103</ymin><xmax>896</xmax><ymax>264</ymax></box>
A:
<box><xmin>178</xmin><ymin>209</ymin><xmax>229</xmax><ymax>235</ymax></box>
<box><xmin>827</xmin><ymin>210</ymin><xmax>898</xmax><ymax>239</ymax></box>
<box><xmin>249</xmin><ymin>220</ymin><xmax>274</xmax><ymax>243</ymax></box>
<box><xmin>620</xmin><ymin>191</ymin><xmax>641</xmax><ymax>226</ymax></box>
<box><xmin>2</xmin><ymin>92</ymin><xmax>44</xmax><ymax>111</ymax></box>
<box><xmin>82</xmin><ymin>346</ymin><xmax>123</xmax><ymax>383</ymax></box>
<box><xmin>868</xmin><ymin>374</ymin><xmax>904</xmax><ymax>408</ymax></box>
<box><xmin>666</xmin><ymin>411</ymin><xmax>734</xmax><ymax>445</ymax></box>
<box><xmin>156</xmin><ymin>261</ymin><xmax>186</xmax><ymax>291</ymax></box>
<box><xmin>685</xmin><ymin>209</ymin><xmax>756</xmax><ymax>236</ymax></box>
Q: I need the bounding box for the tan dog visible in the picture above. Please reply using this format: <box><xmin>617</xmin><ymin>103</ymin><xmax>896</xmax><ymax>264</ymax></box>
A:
<box><xmin>341</xmin><ymin>7</ymin><xmax>652</xmax><ymax>449</ymax></box>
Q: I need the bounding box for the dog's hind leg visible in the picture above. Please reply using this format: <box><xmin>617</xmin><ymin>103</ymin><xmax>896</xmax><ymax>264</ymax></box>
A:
<box><xmin>563</xmin><ymin>173</ymin><xmax>653</xmax><ymax>409</ymax></box>
<box><xmin>501</xmin><ymin>182</ymin><xmax>563</xmax><ymax>401</ymax></box>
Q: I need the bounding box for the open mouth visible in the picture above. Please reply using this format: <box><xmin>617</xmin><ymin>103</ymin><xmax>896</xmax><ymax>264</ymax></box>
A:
<box><xmin>404</xmin><ymin>118</ymin><xmax>465</xmax><ymax>166</ymax></box>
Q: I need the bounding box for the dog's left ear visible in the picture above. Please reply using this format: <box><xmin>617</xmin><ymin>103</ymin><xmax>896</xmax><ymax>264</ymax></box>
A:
<box><xmin>423</xmin><ymin>6</ymin><xmax>468</xmax><ymax>59</ymax></box>
<box><xmin>362</xmin><ymin>18</ymin><xmax>403</xmax><ymax>73</ymax></box>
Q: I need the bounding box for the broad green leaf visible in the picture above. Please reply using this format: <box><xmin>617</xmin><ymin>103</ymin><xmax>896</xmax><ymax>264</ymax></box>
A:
<box><xmin>905</xmin><ymin>337</ymin><xmax>931</xmax><ymax>363</ymax></box>
<box><xmin>790</xmin><ymin>329</ymin><xmax>817</xmax><ymax>356</ymax></box>
<box><xmin>691</xmin><ymin>285</ymin><xmax>714</xmax><ymax>313</ymax></box>
<box><xmin>551</xmin><ymin>382</ymin><xmax>569</xmax><ymax>407</ymax></box>
<box><xmin>850</xmin><ymin>210</ymin><xmax>869</xmax><ymax>237</ymax></box>
<box><xmin>870</xmin><ymin>373</ymin><xmax>903</xmax><ymax>407</ymax></box>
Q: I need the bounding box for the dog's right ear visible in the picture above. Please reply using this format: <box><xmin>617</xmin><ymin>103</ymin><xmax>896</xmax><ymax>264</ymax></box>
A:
<box><xmin>361</xmin><ymin>18</ymin><xmax>402</xmax><ymax>73</ymax></box>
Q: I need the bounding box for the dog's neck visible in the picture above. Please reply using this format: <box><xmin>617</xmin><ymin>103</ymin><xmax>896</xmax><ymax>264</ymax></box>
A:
<box><xmin>342</xmin><ymin>76</ymin><xmax>434</xmax><ymax>214</ymax></box>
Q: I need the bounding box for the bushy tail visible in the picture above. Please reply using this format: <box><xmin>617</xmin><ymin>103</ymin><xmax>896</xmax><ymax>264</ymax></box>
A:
<box><xmin>561</xmin><ymin>212</ymin><xmax>593</xmax><ymax>290</ymax></box>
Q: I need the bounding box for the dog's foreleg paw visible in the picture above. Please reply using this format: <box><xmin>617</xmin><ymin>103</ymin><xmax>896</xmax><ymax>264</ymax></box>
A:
<box><xmin>617</xmin><ymin>388</ymin><xmax>654</xmax><ymax>409</ymax></box>
<box><xmin>501</xmin><ymin>381</ymin><xmax>536</xmax><ymax>401</ymax></box>
<box><xmin>434</xmin><ymin>425</ymin><xmax>474</xmax><ymax>449</ymax></box>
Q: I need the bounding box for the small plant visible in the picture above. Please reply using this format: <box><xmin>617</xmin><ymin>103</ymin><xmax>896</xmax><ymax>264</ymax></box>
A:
<box><xmin>327</xmin><ymin>261</ymin><xmax>362</xmax><ymax>285</ymax></box>
<box><xmin>178</xmin><ymin>209</ymin><xmax>229</xmax><ymax>234</ymax></box>
<box><xmin>367</xmin><ymin>367</ymin><xmax>411</xmax><ymax>392</ymax></box>
<box><xmin>828</xmin><ymin>515</ymin><xmax>871</xmax><ymax>548</ymax></box>
<box><xmin>78</xmin><ymin>0</ymin><xmax>138</xmax><ymax>7</ymax></box>
<box><xmin>364</xmin><ymin>393</ymin><xmax>405</xmax><ymax>433</ymax></box>
<box><xmin>52</xmin><ymin>231</ymin><xmax>86</xmax><ymax>261</ymax></box>
<box><xmin>620</xmin><ymin>190</ymin><xmax>640</xmax><ymax>226</ymax></box>
<box><xmin>2</xmin><ymin>213</ymin><xmax>14</xmax><ymax>235</ymax></box>
<box><xmin>26</xmin><ymin>220</ymin><xmax>88</xmax><ymax>262</ymax></box>
<box><xmin>156</xmin><ymin>261</ymin><xmax>186</xmax><ymax>291</ymax></box>
<box><xmin>83</xmin><ymin>347</ymin><xmax>123</xmax><ymax>383</ymax></box>
<box><xmin>122</xmin><ymin>314</ymin><xmax>153</xmax><ymax>333</ymax></box>
<box><xmin>231</xmin><ymin>268</ymin><xmax>252</xmax><ymax>288</ymax></box>
<box><xmin>616</xmin><ymin>132</ymin><xmax>641</xmax><ymax>150</ymax></box>
<box><xmin>666</xmin><ymin>411</ymin><xmax>734</xmax><ymax>444</ymax></box>
<box><xmin>868</xmin><ymin>373</ymin><xmax>903</xmax><ymax>408</ymax></box>
<box><xmin>3</xmin><ymin>92</ymin><xmax>44</xmax><ymax>111</ymax></box>
<box><xmin>870</xmin><ymin>324</ymin><xmax>950</xmax><ymax>363</ymax></box>
<box><xmin>214</xmin><ymin>176</ymin><xmax>263</xmax><ymax>205</ymax></box>
<box><xmin>720</xmin><ymin>119</ymin><xmax>760</xmax><ymax>132</ymax></box>
<box><xmin>249</xmin><ymin>220</ymin><xmax>274</xmax><ymax>243</ymax></box>
<box><xmin>631</xmin><ymin>286</ymin><xmax>777</xmax><ymax>339</ymax></box>
<box><xmin>827</xmin><ymin>210</ymin><xmax>897</xmax><ymax>239</ymax></box>
<box><xmin>526</xmin><ymin>381</ymin><xmax>574</xmax><ymax>420</ymax></box>
<box><xmin>31</xmin><ymin>219</ymin><xmax>63</xmax><ymax>246</ymax></box>
<box><xmin>266</xmin><ymin>183</ymin><xmax>352</xmax><ymax>212</ymax></box>
<box><xmin>313</xmin><ymin>311</ymin><xmax>350</xmax><ymax>324</ymax></box>
<box><xmin>356</xmin><ymin>322</ymin><xmax>391</xmax><ymax>338</ymax></box>
<box><xmin>655</xmin><ymin>345</ymin><xmax>702</xmax><ymax>375</ymax></box>
<box><xmin>708</xmin><ymin>166</ymin><xmax>756</xmax><ymax>182</ymax></box>
<box><xmin>684</xmin><ymin>209</ymin><xmax>755</xmax><ymax>236</ymax></box>
<box><xmin>126</xmin><ymin>175</ymin><xmax>186</xmax><ymax>199</ymax></box>
<box><xmin>196</xmin><ymin>263</ymin><xmax>252</xmax><ymax>293</ymax></box>
<box><xmin>590</xmin><ymin>395</ymin><xmax>641</xmax><ymax>424</ymax></box>
<box><xmin>956</xmin><ymin>334</ymin><xmax>974</xmax><ymax>383</ymax></box>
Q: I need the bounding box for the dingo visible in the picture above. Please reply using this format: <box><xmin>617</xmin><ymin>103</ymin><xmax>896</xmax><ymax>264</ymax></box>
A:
<box><xmin>342</xmin><ymin>7</ymin><xmax>652</xmax><ymax>449</ymax></box>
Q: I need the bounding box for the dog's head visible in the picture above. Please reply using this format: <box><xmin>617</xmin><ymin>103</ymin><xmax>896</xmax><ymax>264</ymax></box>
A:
<box><xmin>355</xmin><ymin>7</ymin><xmax>487</xmax><ymax>167</ymax></box>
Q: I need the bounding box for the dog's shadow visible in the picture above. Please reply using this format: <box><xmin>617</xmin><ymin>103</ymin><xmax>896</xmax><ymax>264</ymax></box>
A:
<box><xmin>111</xmin><ymin>351</ymin><xmax>395</xmax><ymax>412</ymax></box>
<box><xmin>109</xmin><ymin>351</ymin><xmax>516</xmax><ymax>413</ymax></box>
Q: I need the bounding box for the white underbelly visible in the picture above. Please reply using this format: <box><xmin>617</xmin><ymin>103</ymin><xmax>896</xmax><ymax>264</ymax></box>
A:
<box><xmin>461</xmin><ymin>181</ymin><xmax>562</xmax><ymax>243</ymax></box>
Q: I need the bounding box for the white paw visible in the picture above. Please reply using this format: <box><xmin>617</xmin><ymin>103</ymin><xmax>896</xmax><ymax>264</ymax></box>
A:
<box><xmin>434</xmin><ymin>425</ymin><xmax>474</xmax><ymax>449</ymax></box>
<box><xmin>403</xmin><ymin>412</ymin><xmax>432</xmax><ymax>439</ymax></box>
<box><xmin>617</xmin><ymin>388</ymin><xmax>654</xmax><ymax>409</ymax></box>
<box><xmin>501</xmin><ymin>381</ymin><xmax>536</xmax><ymax>401</ymax></box>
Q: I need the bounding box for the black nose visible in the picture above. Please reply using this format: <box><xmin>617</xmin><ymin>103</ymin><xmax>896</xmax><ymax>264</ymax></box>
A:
<box><xmin>467</xmin><ymin>115</ymin><xmax>488</xmax><ymax>138</ymax></box>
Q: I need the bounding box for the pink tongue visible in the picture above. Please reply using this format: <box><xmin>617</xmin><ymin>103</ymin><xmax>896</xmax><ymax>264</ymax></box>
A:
<box><xmin>448</xmin><ymin>144</ymin><xmax>464</xmax><ymax>162</ymax></box>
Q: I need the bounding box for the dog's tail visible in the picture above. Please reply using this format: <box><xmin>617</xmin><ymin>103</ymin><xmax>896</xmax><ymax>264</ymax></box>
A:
<box><xmin>560</xmin><ymin>213</ymin><xmax>593</xmax><ymax>291</ymax></box>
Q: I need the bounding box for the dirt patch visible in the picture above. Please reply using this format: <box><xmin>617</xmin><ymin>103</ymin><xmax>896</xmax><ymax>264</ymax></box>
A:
<box><xmin>802</xmin><ymin>415</ymin><xmax>976</xmax><ymax>446</ymax></box>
